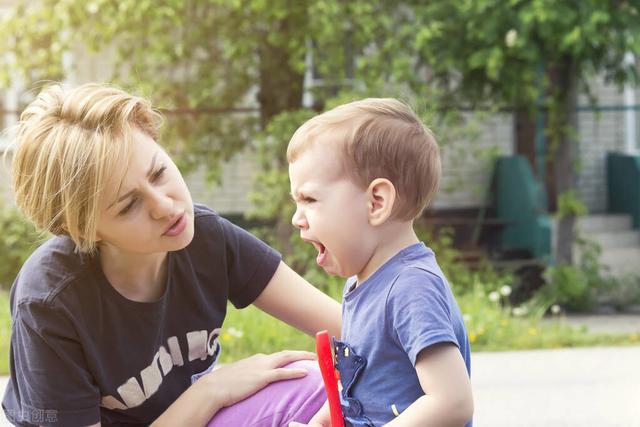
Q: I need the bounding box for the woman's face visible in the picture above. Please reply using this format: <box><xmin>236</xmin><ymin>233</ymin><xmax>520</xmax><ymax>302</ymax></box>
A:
<box><xmin>96</xmin><ymin>128</ymin><xmax>195</xmax><ymax>255</ymax></box>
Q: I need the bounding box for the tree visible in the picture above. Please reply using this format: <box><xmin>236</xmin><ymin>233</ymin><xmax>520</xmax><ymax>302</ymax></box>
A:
<box><xmin>411</xmin><ymin>0</ymin><xmax>640</xmax><ymax>265</ymax></box>
<box><xmin>0</xmin><ymin>0</ymin><xmax>526</xmax><ymax>280</ymax></box>
<box><xmin>0</xmin><ymin>0</ymin><xmax>447</xmax><ymax>281</ymax></box>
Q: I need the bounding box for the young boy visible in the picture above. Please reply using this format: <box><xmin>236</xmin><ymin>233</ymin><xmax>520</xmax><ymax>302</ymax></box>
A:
<box><xmin>288</xmin><ymin>99</ymin><xmax>473</xmax><ymax>426</ymax></box>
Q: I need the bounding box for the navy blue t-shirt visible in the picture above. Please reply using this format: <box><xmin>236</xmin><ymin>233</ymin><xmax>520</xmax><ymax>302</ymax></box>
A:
<box><xmin>337</xmin><ymin>242</ymin><xmax>472</xmax><ymax>426</ymax></box>
<box><xmin>2</xmin><ymin>204</ymin><xmax>281</xmax><ymax>426</ymax></box>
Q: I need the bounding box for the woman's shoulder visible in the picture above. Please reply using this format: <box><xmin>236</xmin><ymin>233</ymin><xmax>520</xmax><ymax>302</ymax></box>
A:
<box><xmin>12</xmin><ymin>235</ymin><xmax>91</xmax><ymax>307</ymax></box>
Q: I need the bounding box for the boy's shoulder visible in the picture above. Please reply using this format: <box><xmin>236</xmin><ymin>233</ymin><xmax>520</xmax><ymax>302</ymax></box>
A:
<box><xmin>396</xmin><ymin>243</ymin><xmax>445</xmax><ymax>279</ymax></box>
<box><xmin>389</xmin><ymin>243</ymin><xmax>452</xmax><ymax>296</ymax></box>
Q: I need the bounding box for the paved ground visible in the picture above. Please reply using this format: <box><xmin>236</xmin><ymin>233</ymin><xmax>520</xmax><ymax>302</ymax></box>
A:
<box><xmin>472</xmin><ymin>346</ymin><xmax>640</xmax><ymax>426</ymax></box>
<box><xmin>0</xmin><ymin>316</ymin><xmax>637</xmax><ymax>426</ymax></box>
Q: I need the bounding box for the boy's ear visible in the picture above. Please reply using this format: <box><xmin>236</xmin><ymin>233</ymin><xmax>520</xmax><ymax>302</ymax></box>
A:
<box><xmin>366</xmin><ymin>178</ymin><xmax>396</xmax><ymax>226</ymax></box>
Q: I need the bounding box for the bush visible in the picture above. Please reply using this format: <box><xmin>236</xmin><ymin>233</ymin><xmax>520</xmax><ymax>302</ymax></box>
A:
<box><xmin>0</xmin><ymin>201</ymin><xmax>43</xmax><ymax>289</ymax></box>
<box><xmin>541</xmin><ymin>235</ymin><xmax>616</xmax><ymax>312</ymax></box>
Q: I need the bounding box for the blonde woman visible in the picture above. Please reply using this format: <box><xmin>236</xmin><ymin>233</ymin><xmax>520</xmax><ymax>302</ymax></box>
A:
<box><xmin>3</xmin><ymin>84</ymin><xmax>339</xmax><ymax>426</ymax></box>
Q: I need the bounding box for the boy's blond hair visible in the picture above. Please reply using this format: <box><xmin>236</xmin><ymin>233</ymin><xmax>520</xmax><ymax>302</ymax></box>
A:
<box><xmin>10</xmin><ymin>83</ymin><xmax>163</xmax><ymax>253</ymax></box>
<box><xmin>287</xmin><ymin>98</ymin><xmax>440</xmax><ymax>221</ymax></box>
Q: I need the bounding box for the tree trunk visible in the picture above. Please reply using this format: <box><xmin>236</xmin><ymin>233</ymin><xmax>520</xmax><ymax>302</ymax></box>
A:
<box><xmin>257</xmin><ymin>20</ymin><xmax>306</xmax><ymax>254</ymax></box>
<box><xmin>257</xmin><ymin>29</ymin><xmax>305</xmax><ymax>127</ymax></box>
<box><xmin>514</xmin><ymin>108</ymin><xmax>537</xmax><ymax>173</ymax></box>
<box><xmin>551</xmin><ymin>57</ymin><xmax>579</xmax><ymax>265</ymax></box>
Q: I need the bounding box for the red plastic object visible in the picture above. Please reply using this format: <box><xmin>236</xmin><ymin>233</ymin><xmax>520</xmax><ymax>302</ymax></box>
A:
<box><xmin>316</xmin><ymin>330</ymin><xmax>345</xmax><ymax>427</ymax></box>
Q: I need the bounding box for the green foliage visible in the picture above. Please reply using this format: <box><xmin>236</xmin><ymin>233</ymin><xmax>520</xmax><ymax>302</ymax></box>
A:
<box><xmin>556</xmin><ymin>190</ymin><xmax>588</xmax><ymax>218</ymax></box>
<box><xmin>0</xmin><ymin>201</ymin><xmax>44</xmax><ymax>289</ymax></box>
<box><xmin>413</xmin><ymin>0</ymin><xmax>640</xmax><ymax>108</ymax></box>
<box><xmin>0</xmin><ymin>290</ymin><xmax>10</xmax><ymax>374</ymax></box>
<box><xmin>542</xmin><ymin>235</ymin><xmax>614</xmax><ymax>311</ymax></box>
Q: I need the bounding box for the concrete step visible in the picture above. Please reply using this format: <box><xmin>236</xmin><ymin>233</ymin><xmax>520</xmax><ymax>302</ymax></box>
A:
<box><xmin>589</xmin><ymin>230</ymin><xmax>640</xmax><ymax>249</ymax></box>
<box><xmin>577</xmin><ymin>214</ymin><xmax>633</xmax><ymax>233</ymax></box>
<box><xmin>598</xmin><ymin>247</ymin><xmax>640</xmax><ymax>277</ymax></box>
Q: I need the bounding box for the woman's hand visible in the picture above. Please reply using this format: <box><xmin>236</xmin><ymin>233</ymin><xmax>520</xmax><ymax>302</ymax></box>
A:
<box><xmin>202</xmin><ymin>350</ymin><xmax>317</xmax><ymax>408</ymax></box>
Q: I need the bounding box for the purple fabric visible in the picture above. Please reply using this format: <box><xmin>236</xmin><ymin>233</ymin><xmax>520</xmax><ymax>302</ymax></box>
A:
<box><xmin>206</xmin><ymin>360</ymin><xmax>326</xmax><ymax>427</ymax></box>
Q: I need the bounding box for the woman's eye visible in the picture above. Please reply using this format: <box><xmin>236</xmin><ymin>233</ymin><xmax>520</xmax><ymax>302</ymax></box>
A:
<box><xmin>152</xmin><ymin>165</ymin><xmax>167</xmax><ymax>182</ymax></box>
<box><xmin>303</xmin><ymin>197</ymin><xmax>316</xmax><ymax>203</ymax></box>
<box><xmin>118</xmin><ymin>198</ymin><xmax>137</xmax><ymax>216</ymax></box>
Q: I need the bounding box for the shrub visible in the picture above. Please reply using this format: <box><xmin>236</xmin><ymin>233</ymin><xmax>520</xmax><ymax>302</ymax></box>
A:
<box><xmin>0</xmin><ymin>200</ymin><xmax>43</xmax><ymax>289</ymax></box>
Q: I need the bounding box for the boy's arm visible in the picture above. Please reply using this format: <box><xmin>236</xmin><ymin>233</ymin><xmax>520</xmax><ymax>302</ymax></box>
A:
<box><xmin>384</xmin><ymin>343</ymin><xmax>474</xmax><ymax>427</ymax></box>
<box><xmin>253</xmin><ymin>261</ymin><xmax>342</xmax><ymax>338</ymax></box>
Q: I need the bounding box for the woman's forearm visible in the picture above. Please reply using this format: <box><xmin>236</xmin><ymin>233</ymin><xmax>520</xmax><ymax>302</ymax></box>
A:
<box><xmin>254</xmin><ymin>261</ymin><xmax>342</xmax><ymax>338</ymax></box>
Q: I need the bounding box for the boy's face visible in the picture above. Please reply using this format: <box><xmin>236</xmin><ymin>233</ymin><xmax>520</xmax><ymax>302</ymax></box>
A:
<box><xmin>289</xmin><ymin>140</ymin><xmax>374</xmax><ymax>278</ymax></box>
<box><xmin>97</xmin><ymin>128</ymin><xmax>195</xmax><ymax>255</ymax></box>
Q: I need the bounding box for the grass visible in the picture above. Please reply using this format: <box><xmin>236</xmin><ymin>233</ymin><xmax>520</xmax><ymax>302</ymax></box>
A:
<box><xmin>0</xmin><ymin>290</ymin><xmax>10</xmax><ymax>375</ymax></box>
<box><xmin>0</xmin><ymin>287</ymin><xmax>637</xmax><ymax>375</ymax></box>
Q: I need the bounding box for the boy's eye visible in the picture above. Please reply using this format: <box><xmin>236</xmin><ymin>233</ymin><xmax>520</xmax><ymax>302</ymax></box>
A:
<box><xmin>302</xmin><ymin>197</ymin><xmax>316</xmax><ymax>203</ymax></box>
<box><xmin>118</xmin><ymin>197</ymin><xmax>138</xmax><ymax>216</ymax></box>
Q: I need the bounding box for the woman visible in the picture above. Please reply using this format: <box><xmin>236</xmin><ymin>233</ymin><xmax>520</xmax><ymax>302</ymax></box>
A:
<box><xmin>2</xmin><ymin>83</ymin><xmax>340</xmax><ymax>426</ymax></box>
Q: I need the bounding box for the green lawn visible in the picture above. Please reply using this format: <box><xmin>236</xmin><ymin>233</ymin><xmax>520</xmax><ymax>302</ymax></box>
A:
<box><xmin>0</xmin><ymin>289</ymin><xmax>637</xmax><ymax>375</ymax></box>
<box><xmin>0</xmin><ymin>290</ymin><xmax>10</xmax><ymax>375</ymax></box>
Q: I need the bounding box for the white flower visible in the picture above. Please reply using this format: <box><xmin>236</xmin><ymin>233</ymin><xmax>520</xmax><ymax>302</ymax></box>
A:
<box><xmin>489</xmin><ymin>291</ymin><xmax>500</xmax><ymax>302</ymax></box>
<box><xmin>512</xmin><ymin>306</ymin><xmax>528</xmax><ymax>317</ymax></box>
<box><xmin>227</xmin><ymin>327</ymin><xmax>244</xmax><ymax>338</ymax></box>
<box><xmin>500</xmin><ymin>285</ymin><xmax>512</xmax><ymax>297</ymax></box>
<box><xmin>86</xmin><ymin>3</ymin><xmax>99</xmax><ymax>14</ymax></box>
<box><xmin>463</xmin><ymin>313</ymin><xmax>472</xmax><ymax>323</ymax></box>
<box><xmin>551</xmin><ymin>304</ymin><xmax>562</xmax><ymax>315</ymax></box>
<box><xmin>505</xmin><ymin>29</ymin><xmax>517</xmax><ymax>47</ymax></box>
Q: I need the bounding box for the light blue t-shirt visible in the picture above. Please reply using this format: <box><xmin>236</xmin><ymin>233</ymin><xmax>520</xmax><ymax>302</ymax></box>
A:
<box><xmin>336</xmin><ymin>242</ymin><xmax>472</xmax><ymax>427</ymax></box>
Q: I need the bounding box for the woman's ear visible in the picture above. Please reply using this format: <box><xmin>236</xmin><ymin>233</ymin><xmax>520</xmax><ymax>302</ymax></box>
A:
<box><xmin>366</xmin><ymin>178</ymin><xmax>396</xmax><ymax>226</ymax></box>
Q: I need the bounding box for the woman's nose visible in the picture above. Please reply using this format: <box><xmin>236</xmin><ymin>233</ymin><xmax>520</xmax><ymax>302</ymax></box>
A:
<box><xmin>149</xmin><ymin>189</ymin><xmax>174</xmax><ymax>219</ymax></box>
<box><xmin>291</xmin><ymin>207</ymin><xmax>308</xmax><ymax>229</ymax></box>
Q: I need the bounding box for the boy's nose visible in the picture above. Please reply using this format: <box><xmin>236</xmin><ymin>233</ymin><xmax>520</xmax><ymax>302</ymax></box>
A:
<box><xmin>291</xmin><ymin>208</ymin><xmax>308</xmax><ymax>230</ymax></box>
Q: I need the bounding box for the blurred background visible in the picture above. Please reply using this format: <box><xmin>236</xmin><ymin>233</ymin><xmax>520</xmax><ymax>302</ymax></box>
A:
<box><xmin>0</xmin><ymin>1</ymin><xmax>639</xmax><ymax>425</ymax></box>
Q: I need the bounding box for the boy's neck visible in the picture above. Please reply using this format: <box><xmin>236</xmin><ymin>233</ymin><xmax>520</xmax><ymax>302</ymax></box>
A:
<box><xmin>356</xmin><ymin>221</ymin><xmax>419</xmax><ymax>285</ymax></box>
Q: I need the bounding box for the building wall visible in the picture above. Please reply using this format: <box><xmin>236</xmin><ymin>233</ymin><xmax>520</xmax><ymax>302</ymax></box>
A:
<box><xmin>433</xmin><ymin>113</ymin><xmax>513</xmax><ymax>209</ymax></box>
<box><xmin>576</xmin><ymin>77</ymin><xmax>640</xmax><ymax>213</ymax></box>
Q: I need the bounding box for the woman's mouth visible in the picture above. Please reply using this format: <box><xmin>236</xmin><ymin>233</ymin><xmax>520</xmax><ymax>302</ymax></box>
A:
<box><xmin>163</xmin><ymin>213</ymin><xmax>187</xmax><ymax>237</ymax></box>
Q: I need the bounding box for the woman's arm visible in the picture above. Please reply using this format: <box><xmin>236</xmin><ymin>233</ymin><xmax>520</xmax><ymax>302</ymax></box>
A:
<box><xmin>253</xmin><ymin>261</ymin><xmax>342</xmax><ymax>338</ymax></box>
<box><xmin>151</xmin><ymin>350</ymin><xmax>316</xmax><ymax>426</ymax></box>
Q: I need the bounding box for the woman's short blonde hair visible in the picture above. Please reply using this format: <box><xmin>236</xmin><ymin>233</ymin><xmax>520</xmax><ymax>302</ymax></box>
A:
<box><xmin>10</xmin><ymin>83</ymin><xmax>163</xmax><ymax>253</ymax></box>
<box><xmin>287</xmin><ymin>98</ymin><xmax>441</xmax><ymax>221</ymax></box>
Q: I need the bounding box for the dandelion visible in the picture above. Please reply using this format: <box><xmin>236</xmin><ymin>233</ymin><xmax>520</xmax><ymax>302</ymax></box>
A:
<box><xmin>227</xmin><ymin>327</ymin><xmax>244</xmax><ymax>338</ymax></box>
<box><xmin>86</xmin><ymin>3</ymin><xmax>99</xmax><ymax>14</ymax></box>
<box><xmin>489</xmin><ymin>291</ymin><xmax>500</xmax><ymax>302</ymax></box>
<box><xmin>221</xmin><ymin>332</ymin><xmax>232</xmax><ymax>343</ymax></box>
<box><xmin>551</xmin><ymin>304</ymin><xmax>562</xmax><ymax>315</ymax></box>
<box><xmin>469</xmin><ymin>332</ymin><xmax>477</xmax><ymax>344</ymax></box>
<box><xmin>505</xmin><ymin>29</ymin><xmax>517</xmax><ymax>47</ymax></box>
<box><xmin>500</xmin><ymin>285</ymin><xmax>512</xmax><ymax>297</ymax></box>
<box><xmin>630</xmin><ymin>333</ymin><xmax>638</xmax><ymax>342</ymax></box>
<box><xmin>512</xmin><ymin>306</ymin><xmax>528</xmax><ymax>317</ymax></box>
<box><xmin>528</xmin><ymin>327</ymin><xmax>538</xmax><ymax>336</ymax></box>
<box><xmin>500</xmin><ymin>319</ymin><xmax>508</xmax><ymax>327</ymax></box>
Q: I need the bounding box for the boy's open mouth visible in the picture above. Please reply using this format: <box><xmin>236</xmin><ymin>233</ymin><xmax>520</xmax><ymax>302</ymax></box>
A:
<box><xmin>310</xmin><ymin>241</ymin><xmax>328</xmax><ymax>267</ymax></box>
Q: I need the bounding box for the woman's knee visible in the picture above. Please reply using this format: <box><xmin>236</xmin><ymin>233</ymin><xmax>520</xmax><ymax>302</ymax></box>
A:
<box><xmin>207</xmin><ymin>360</ymin><xmax>326</xmax><ymax>427</ymax></box>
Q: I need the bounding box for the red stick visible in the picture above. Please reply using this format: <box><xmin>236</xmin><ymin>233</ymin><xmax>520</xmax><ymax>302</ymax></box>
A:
<box><xmin>316</xmin><ymin>330</ymin><xmax>345</xmax><ymax>427</ymax></box>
